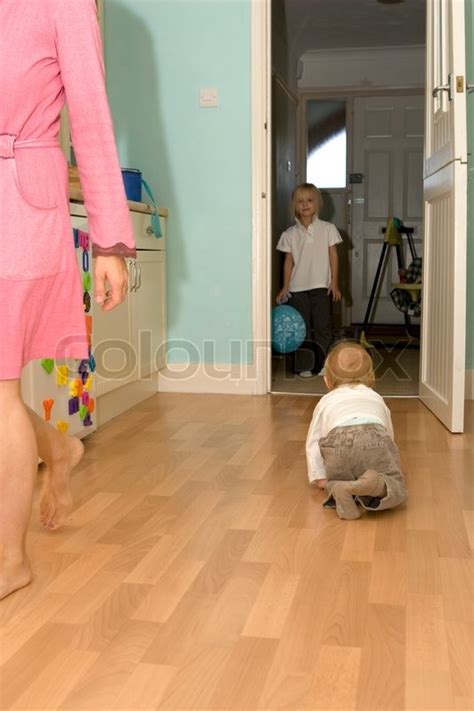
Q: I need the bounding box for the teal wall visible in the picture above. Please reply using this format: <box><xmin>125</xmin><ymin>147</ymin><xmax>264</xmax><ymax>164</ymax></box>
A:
<box><xmin>467</xmin><ymin>0</ymin><xmax>474</xmax><ymax>368</ymax></box>
<box><xmin>104</xmin><ymin>0</ymin><xmax>252</xmax><ymax>364</ymax></box>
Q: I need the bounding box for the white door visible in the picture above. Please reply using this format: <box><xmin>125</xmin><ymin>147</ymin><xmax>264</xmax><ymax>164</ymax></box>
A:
<box><xmin>420</xmin><ymin>0</ymin><xmax>467</xmax><ymax>432</ymax></box>
<box><xmin>351</xmin><ymin>94</ymin><xmax>424</xmax><ymax>323</ymax></box>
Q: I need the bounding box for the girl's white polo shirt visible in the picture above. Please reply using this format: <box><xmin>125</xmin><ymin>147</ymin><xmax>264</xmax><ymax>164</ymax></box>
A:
<box><xmin>277</xmin><ymin>217</ymin><xmax>342</xmax><ymax>292</ymax></box>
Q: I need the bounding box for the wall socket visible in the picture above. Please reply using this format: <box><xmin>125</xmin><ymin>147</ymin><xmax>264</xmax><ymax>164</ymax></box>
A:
<box><xmin>199</xmin><ymin>88</ymin><xmax>219</xmax><ymax>108</ymax></box>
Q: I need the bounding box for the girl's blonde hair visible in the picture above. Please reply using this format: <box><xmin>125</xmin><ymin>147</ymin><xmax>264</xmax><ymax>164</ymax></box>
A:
<box><xmin>291</xmin><ymin>182</ymin><xmax>323</xmax><ymax>219</ymax></box>
<box><xmin>324</xmin><ymin>340</ymin><xmax>375</xmax><ymax>389</ymax></box>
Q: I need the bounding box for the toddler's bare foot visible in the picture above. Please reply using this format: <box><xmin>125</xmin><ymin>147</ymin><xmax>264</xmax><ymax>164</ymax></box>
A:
<box><xmin>40</xmin><ymin>436</ymin><xmax>84</xmax><ymax>531</ymax></box>
<box><xmin>316</xmin><ymin>479</ymin><xmax>327</xmax><ymax>489</ymax></box>
<box><xmin>0</xmin><ymin>557</ymin><xmax>32</xmax><ymax>599</ymax></box>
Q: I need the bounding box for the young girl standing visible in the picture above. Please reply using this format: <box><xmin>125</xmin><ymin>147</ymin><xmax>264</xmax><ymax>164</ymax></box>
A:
<box><xmin>276</xmin><ymin>183</ymin><xmax>342</xmax><ymax>377</ymax></box>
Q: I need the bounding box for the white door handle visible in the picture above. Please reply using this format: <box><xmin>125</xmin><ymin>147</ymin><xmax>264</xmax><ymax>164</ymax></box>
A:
<box><xmin>128</xmin><ymin>259</ymin><xmax>138</xmax><ymax>291</ymax></box>
<box><xmin>432</xmin><ymin>74</ymin><xmax>452</xmax><ymax>100</ymax></box>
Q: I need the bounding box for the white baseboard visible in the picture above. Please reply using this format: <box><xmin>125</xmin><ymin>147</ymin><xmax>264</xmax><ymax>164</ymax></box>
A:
<box><xmin>465</xmin><ymin>369</ymin><xmax>474</xmax><ymax>400</ymax></box>
<box><xmin>158</xmin><ymin>363</ymin><xmax>258</xmax><ymax>395</ymax></box>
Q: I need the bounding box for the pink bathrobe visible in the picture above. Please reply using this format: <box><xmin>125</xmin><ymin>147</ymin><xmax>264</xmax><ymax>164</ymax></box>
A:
<box><xmin>0</xmin><ymin>0</ymin><xmax>136</xmax><ymax>379</ymax></box>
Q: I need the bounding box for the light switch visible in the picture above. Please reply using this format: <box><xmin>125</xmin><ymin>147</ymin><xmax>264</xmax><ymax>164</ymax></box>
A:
<box><xmin>199</xmin><ymin>88</ymin><xmax>219</xmax><ymax>108</ymax></box>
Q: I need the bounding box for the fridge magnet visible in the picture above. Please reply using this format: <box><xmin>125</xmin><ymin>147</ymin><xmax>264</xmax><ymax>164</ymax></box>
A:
<box><xmin>56</xmin><ymin>365</ymin><xmax>68</xmax><ymax>386</ymax></box>
<box><xmin>43</xmin><ymin>399</ymin><xmax>54</xmax><ymax>421</ymax></box>
<box><xmin>41</xmin><ymin>358</ymin><xmax>54</xmax><ymax>375</ymax></box>
<box><xmin>83</xmin><ymin>272</ymin><xmax>92</xmax><ymax>291</ymax></box>
<box><xmin>88</xmin><ymin>352</ymin><xmax>96</xmax><ymax>373</ymax></box>
<box><xmin>83</xmin><ymin>291</ymin><xmax>91</xmax><ymax>313</ymax></box>
<box><xmin>73</xmin><ymin>228</ymin><xmax>80</xmax><ymax>248</ymax></box>
<box><xmin>83</xmin><ymin>413</ymin><xmax>93</xmax><ymax>427</ymax></box>
<box><xmin>79</xmin><ymin>404</ymin><xmax>88</xmax><ymax>420</ymax></box>
<box><xmin>85</xmin><ymin>374</ymin><xmax>93</xmax><ymax>390</ymax></box>
<box><xmin>88</xmin><ymin>398</ymin><xmax>95</xmax><ymax>413</ymax></box>
<box><xmin>81</xmin><ymin>391</ymin><xmax>90</xmax><ymax>406</ymax></box>
<box><xmin>82</xmin><ymin>250</ymin><xmax>89</xmax><ymax>273</ymax></box>
<box><xmin>68</xmin><ymin>397</ymin><xmax>80</xmax><ymax>416</ymax></box>
<box><xmin>56</xmin><ymin>420</ymin><xmax>69</xmax><ymax>433</ymax></box>
<box><xmin>78</xmin><ymin>359</ymin><xmax>89</xmax><ymax>374</ymax></box>
<box><xmin>78</xmin><ymin>230</ymin><xmax>90</xmax><ymax>250</ymax></box>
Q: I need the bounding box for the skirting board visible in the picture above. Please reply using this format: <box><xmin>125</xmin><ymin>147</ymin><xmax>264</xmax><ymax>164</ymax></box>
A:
<box><xmin>158</xmin><ymin>363</ymin><xmax>258</xmax><ymax>395</ymax></box>
<box><xmin>466</xmin><ymin>369</ymin><xmax>474</xmax><ymax>399</ymax></box>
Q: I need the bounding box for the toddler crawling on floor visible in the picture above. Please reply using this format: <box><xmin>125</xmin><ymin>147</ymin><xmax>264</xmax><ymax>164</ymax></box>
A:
<box><xmin>305</xmin><ymin>341</ymin><xmax>408</xmax><ymax>519</ymax></box>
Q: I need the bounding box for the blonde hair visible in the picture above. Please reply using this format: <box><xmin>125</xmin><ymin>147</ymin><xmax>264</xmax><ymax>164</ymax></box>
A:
<box><xmin>325</xmin><ymin>341</ymin><xmax>375</xmax><ymax>389</ymax></box>
<box><xmin>291</xmin><ymin>183</ymin><xmax>323</xmax><ymax>219</ymax></box>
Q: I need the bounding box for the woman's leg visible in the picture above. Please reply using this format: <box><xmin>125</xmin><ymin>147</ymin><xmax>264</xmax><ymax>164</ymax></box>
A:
<box><xmin>0</xmin><ymin>380</ymin><xmax>37</xmax><ymax>599</ymax></box>
<box><xmin>27</xmin><ymin>407</ymin><xmax>84</xmax><ymax>531</ymax></box>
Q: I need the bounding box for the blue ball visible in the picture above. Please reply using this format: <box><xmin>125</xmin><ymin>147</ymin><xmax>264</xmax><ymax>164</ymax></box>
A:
<box><xmin>271</xmin><ymin>305</ymin><xmax>306</xmax><ymax>354</ymax></box>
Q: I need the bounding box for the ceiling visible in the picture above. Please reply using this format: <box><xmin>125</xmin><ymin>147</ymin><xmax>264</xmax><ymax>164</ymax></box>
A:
<box><xmin>283</xmin><ymin>0</ymin><xmax>426</xmax><ymax>58</ymax></box>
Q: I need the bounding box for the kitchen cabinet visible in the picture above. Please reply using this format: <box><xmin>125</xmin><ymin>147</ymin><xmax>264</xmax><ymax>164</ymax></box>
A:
<box><xmin>70</xmin><ymin>201</ymin><xmax>167</xmax><ymax>426</ymax></box>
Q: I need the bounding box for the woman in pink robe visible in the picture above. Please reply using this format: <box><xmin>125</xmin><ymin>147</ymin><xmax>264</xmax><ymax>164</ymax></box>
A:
<box><xmin>0</xmin><ymin>0</ymin><xmax>136</xmax><ymax>598</ymax></box>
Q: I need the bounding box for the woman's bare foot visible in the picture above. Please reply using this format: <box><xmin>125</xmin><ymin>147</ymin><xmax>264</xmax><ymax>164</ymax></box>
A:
<box><xmin>39</xmin><ymin>436</ymin><xmax>84</xmax><ymax>531</ymax></box>
<box><xmin>0</xmin><ymin>557</ymin><xmax>32</xmax><ymax>600</ymax></box>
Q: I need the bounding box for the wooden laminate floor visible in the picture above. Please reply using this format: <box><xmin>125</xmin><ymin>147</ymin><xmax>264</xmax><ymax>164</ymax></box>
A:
<box><xmin>1</xmin><ymin>394</ymin><xmax>473</xmax><ymax>710</ymax></box>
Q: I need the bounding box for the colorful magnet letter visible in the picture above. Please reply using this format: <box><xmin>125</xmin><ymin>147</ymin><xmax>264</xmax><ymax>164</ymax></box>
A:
<box><xmin>78</xmin><ymin>230</ymin><xmax>90</xmax><ymax>250</ymax></box>
<box><xmin>73</xmin><ymin>228</ymin><xmax>80</xmax><ymax>248</ymax></box>
<box><xmin>83</xmin><ymin>272</ymin><xmax>92</xmax><ymax>291</ymax></box>
<box><xmin>81</xmin><ymin>391</ymin><xmax>90</xmax><ymax>406</ymax></box>
<box><xmin>82</xmin><ymin>249</ymin><xmax>89</xmax><ymax>272</ymax></box>
<box><xmin>56</xmin><ymin>365</ymin><xmax>68</xmax><ymax>386</ymax></box>
<box><xmin>83</xmin><ymin>291</ymin><xmax>91</xmax><ymax>313</ymax></box>
<box><xmin>88</xmin><ymin>397</ymin><xmax>95</xmax><ymax>413</ymax></box>
<box><xmin>43</xmin><ymin>399</ymin><xmax>54</xmax><ymax>421</ymax></box>
<box><xmin>79</xmin><ymin>404</ymin><xmax>88</xmax><ymax>420</ymax></box>
<box><xmin>83</xmin><ymin>413</ymin><xmax>93</xmax><ymax>427</ymax></box>
<box><xmin>88</xmin><ymin>352</ymin><xmax>96</xmax><ymax>373</ymax></box>
<box><xmin>85</xmin><ymin>316</ymin><xmax>92</xmax><ymax>348</ymax></box>
<box><xmin>41</xmin><ymin>358</ymin><xmax>54</xmax><ymax>375</ymax></box>
<box><xmin>56</xmin><ymin>420</ymin><xmax>69</xmax><ymax>433</ymax></box>
<box><xmin>78</xmin><ymin>359</ymin><xmax>89</xmax><ymax>374</ymax></box>
<box><xmin>85</xmin><ymin>375</ymin><xmax>93</xmax><ymax>390</ymax></box>
<box><xmin>68</xmin><ymin>397</ymin><xmax>80</xmax><ymax>416</ymax></box>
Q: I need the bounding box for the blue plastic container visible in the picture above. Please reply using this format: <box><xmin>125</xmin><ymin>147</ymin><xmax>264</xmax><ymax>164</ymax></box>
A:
<box><xmin>121</xmin><ymin>168</ymin><xmax>142</xmax><ymax>202</ymax></box>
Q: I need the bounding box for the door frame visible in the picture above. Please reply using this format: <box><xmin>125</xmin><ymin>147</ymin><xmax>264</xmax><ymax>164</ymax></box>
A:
<box><xmin>251</xmin><ymin>0</ymin><xmax>272</xmax><ymax>394</ymax></box>
<box><xmin>253</xmin><ymin>1</ymin><xmax>467</xmax><ymax>409</ymax></box>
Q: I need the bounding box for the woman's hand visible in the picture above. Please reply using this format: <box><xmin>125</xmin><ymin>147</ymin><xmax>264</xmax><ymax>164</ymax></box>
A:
<box><xmin>328</xmin><ymin>282</ymin><xmax>342</xmax><ymax>302</ymax></box>
<box><xmin>94</xmin><ymin>256</ymin><xmax>129</xmax><ymax>311</ymax></box>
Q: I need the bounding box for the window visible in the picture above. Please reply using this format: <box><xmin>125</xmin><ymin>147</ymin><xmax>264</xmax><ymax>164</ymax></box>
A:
<box><xmin>306</xmin><ymin>100</ymin><xmax>347</xmax><ymax>189</ymax></box>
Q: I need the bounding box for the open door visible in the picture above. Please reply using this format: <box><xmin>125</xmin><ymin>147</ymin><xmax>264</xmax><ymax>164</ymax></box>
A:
<box><xmin>420</xmin><ymin>0</ymin><xmax>468</xmax><ymax>431</ymax></box>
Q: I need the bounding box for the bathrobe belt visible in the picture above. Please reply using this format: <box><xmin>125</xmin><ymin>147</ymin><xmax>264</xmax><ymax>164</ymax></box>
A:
<box><xmin>0</xmin><ymin>134</ymin><xmax>60</xmax><ymax>159</ymax></box>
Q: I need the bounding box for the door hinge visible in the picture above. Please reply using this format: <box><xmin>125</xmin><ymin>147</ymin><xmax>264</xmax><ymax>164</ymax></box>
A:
<box><xmin>264</xmin><ymin>122</ymin><xmax>268</xmax><ymax>130</ymax></box>
<box><xmin>456</xmin><ymin>75</ymin><xmax>464</xmax><ymax>93</ymax></box>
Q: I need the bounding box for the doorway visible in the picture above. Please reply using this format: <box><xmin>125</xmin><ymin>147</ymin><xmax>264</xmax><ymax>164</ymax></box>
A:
<box><xmin>269</xmin><ymin>0</ymin><xmax>426</xmax><ymax>398</ymax></box>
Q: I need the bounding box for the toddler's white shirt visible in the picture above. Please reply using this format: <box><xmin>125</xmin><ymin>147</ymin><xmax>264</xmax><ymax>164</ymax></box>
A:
<box><xmin>277</xmin><ymin>217</ymin><xmax>342</xmax><ymax>292</ymax></box>
<box><xmin>306</xmin><ymin>384</ymin><xmax>395</xmax><ymax>481</ymax></box>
